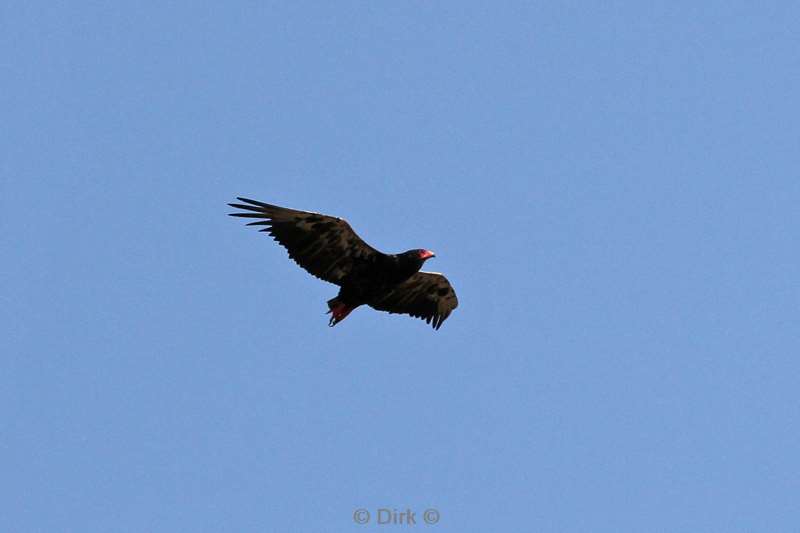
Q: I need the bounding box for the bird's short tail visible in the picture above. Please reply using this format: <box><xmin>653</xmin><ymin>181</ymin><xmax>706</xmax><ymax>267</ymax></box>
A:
<box><xmin>326</xmin><ymin>297</ymin><xmax>354</xmax><ymax>327</ymax></box>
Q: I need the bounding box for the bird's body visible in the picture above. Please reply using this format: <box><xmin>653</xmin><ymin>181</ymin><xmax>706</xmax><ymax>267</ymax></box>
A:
<box><xmin>228</xmin><ymin>197</ymin><xmax>458</xmax><ymax>330</ymax></box>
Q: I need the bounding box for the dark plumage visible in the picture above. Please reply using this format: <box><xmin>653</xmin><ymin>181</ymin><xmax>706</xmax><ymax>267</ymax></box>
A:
<box><xmin>228</xmin><ymin>197</ymin><xmax>458</xmax><ymax>330</ymax></box>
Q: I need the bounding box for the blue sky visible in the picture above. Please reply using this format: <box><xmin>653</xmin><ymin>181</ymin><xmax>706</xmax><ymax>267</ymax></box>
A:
<box><xmin>3</xmin><ymin>2</ymin><xmax>799</xmax><ymax>531</ymax></box>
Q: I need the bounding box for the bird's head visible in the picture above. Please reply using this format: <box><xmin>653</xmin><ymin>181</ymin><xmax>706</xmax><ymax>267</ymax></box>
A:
<box><xmin>405</xmin><ymin>249</ymin><xmax>436</xmax><ymax>262</ymax></box>
<box><xmin>418</xmin><ymin>249</ymin><xmax>436</xmax><ymax>261</ymax></box>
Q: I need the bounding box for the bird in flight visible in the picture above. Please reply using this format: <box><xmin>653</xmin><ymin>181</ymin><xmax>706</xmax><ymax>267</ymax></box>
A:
<box><xmin>228</xmin><ymin>197</ymin><xmax>458</xmax><ymax>330</ymax></box>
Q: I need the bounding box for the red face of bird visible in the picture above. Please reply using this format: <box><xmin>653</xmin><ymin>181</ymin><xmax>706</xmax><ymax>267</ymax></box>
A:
<box><xmin>418</xmin><ymin>249</ymin><xmax>436</xmax><ymax>261</ymax></box>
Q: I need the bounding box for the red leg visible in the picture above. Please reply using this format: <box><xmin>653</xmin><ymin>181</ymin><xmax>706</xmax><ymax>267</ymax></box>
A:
<box><xmin>327</xmin><ymin>302</ymin><xmax>353</xmax><ymax>326</ymax></box>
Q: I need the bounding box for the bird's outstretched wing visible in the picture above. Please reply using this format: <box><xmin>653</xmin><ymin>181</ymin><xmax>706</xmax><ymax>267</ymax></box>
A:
<box><xmin>228</xmin><ymin>197</ymin><xmax>381</xmax><ymax>285</ymax></box>
<box><xmin>368</xmin><ymin>272</ymin><xmax>458</xmax><ymax>330</ymax></box>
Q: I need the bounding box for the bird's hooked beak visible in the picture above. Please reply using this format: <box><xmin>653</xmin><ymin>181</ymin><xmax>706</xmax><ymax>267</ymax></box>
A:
<box><xmin>420</xmin><ymin>250</ymin><xmax>436</xmax><ymax>260</ymax></box>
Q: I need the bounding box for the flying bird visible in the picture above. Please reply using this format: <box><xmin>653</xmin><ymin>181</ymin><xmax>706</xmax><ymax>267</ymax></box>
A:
<box><xmin>228</xmin><ymin>197</ymin><xmax>458</xmax><ymax>330</ymax></box>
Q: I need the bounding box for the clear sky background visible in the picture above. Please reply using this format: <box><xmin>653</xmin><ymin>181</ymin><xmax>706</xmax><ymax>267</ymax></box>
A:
<box><xmin>3</xmin><ymin>2</ymin><xmax>799</xmax><ymax>532</ymax></box>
